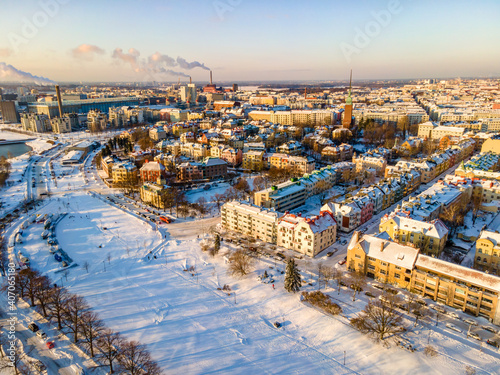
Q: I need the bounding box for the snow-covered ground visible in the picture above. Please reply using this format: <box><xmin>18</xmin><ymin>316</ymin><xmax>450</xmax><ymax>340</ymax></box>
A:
<box><xmin>8</xmin><ymin>190</ymin><xmax>500</xmax><ymax>375</ymax></box>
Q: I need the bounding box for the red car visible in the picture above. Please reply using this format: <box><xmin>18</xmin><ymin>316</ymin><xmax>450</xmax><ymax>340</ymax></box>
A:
<box><xmin>338</xmin><ymin>256</ymin><xmax>347</xmax><ymax>265</ymax></box>
<box><xmin>46</xmin><ymin>341</ymin><xmax>55</xmax><ymax>349</ymax></box>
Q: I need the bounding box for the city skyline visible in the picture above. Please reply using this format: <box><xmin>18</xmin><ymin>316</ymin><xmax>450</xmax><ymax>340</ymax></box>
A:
<box><xmin>0</xmin><ymin>0</ymin><xmax>500</xmax><ymax>83</ymax></box>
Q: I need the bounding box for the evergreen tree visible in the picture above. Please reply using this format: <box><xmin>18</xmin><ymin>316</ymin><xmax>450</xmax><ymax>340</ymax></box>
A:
<box><xmin>214</xmin><ymin>234</ymin><xmax>220</xmax><ymax>254</ymax></box>
<box><xmin>284</xmin><ymin>258</ymin><xmax>301</xmax><ymax>293</ymax></box>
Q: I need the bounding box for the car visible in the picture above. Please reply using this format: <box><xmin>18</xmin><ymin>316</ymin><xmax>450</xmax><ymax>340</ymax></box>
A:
<box><xmin>61</xmin><ymin>261</ymin><xmax>68</xmax><ymax>267</ymax></box>
<box><xmin>36</xmin><ymin>330</ymin><xmax>47</xmax><ymax>339</ymax></box>
<box><xmin>276</xmin><ymin>253</ymin><xmax>286</xmax><ymax>260</ymax></box>
<box><xmin>430</xmin><ymin>304</ymin><xmax>446</xmax><ymax>314</ymax></box>
<box><xmin>373</xmin><ymin>284</ymin><xmax>385</xmax><ymax>291</ymax></box>
<box><xmin>326</xmin><ymin>252</ymin><xmax>334</xmax><ymax>257</ymax></box>
<box><xmin>338</xmin><ymin>256</ymin><xmax>347</xmax><ymax>265</ymax></box>
<box><xmin>273</xmin><ymin>321</ymin><xmax>282</xmax><ymax>328</ymax></box>
<box><xmin>463</xmin><ymin>318</ymin><xmax>478</xmax><ymax>326</ymax></box>
<box><xmin>469</xmin><ymin>332</ymin><xmax>482</xmax><ymax>341</ymax></box>
<box><xmin>481</xmin><ymin>325</ymin><xmax>497</xmax><ymax>334</ymax></box>
<box><xmin>446</xmin><ymin>323</ymin><xmax>461</xmax><ymax>333</ymax></box>
<box><xmin>448</xmin><ymin>312</ymin><xmax>460</xmax><ymax>319</ymax></box>
<box><xmin>28</xmin><ymin>323</ymin><xmax>39</xmax><ymax>332</ymax></box>
<box><xmin>46</xmin><ymin>341</ymin><xmax>55</xmax><ymax>349</ymax></box>
<box><xmin>412</xmin><ymin>309</ymin><xmax>423</xmax><ymax>317</ymax></box>
<box><xmin>486</xmin><ymin>339</ymin><xmax>499</xmax><ymax>348</ymax></box>
<box><xmin>365</xmin><ymin>291</ymin><xmax>375</xmax><ymax>298</ymax></box>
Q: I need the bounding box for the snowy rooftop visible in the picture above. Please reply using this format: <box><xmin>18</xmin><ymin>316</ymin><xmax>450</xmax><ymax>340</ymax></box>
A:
<box><xmin>416</xmin><ymin>255</ymin><xmax>500</xmax><ymax>292</ymax></box>
<box><xmin>359</xmin><ymin>234</ymin><xmax>420</xmax><ymax>270</ymax></box>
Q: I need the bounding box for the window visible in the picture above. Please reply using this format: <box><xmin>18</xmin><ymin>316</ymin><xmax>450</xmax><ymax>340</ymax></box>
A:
<box><xmin>394</xmin><ymin>273</ymin><xmax>400</xmax><ymax>279</ymax></box>
<box><xmin>355</xmin><ymin>254</ymin><xmax>361</xmax><ymax>259</ymax></box>
<box><xmin>380</xmin><ymin>270</ymin><xmax>386</xmax><ymax>275</ymax></box>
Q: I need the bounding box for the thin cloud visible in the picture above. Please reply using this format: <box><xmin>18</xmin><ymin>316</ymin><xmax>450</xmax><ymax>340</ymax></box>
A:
<box><xmin>0</xmin><ymin>48</ymin><xmax>13</xmax><ymax>57</ymax></box>
<box><xmin>0</xmin><ymin>62</ymin><xmax>55</xmax><ymax>85</ymax></box>
<box><xmin>71</xmin><ymin>44</ymin><xmax>105</xmax><ymax>60</ymax></box>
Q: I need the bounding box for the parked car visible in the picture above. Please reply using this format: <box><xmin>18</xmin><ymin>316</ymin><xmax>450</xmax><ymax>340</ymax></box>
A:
<box><xmin>482</xmin><ymin>325</ymin><xmax>497</xmax><ymax>334</ymax></box>
<box><xmin>54</xmin><ymin>254</ymin><xmax>62</xmax><ymax>262</ymax></box>
<box><xmin>46</xmin><ymin>341</ymin><xmax>55</xmax><ymax>349</ymax></box>
<box><xmin>486</xmin><ymin>339</ymin><xmax>499</xmax><ymax>348</ymax></box>
<box><xmin>36</xmin><ymin>330</ymin><xmax>47</xmax><ymax>339</ymax></box>
<box><xmin>463</xmin><ymin>318</ymin><xmax>478</xmax><ymax>326</ymax></box>
<box><xmin>365</xmin><ymin>291</ymin><xmax>375</xmax><ymax>298</ymax></box>
<box><xmin>326</xmin><ymin>251</ymin><xmax>334</xmax><ymax>257</ymax></box>
<box><xmin>338</xmin><ymin>256</ymin><xmax>347</xmax><ymax>265</ymax></box>
<box><xmin>350</xmin><ymin>284</ymin><xmax>363</xmax><ymax>292</ymax></box>
<box><xmin>469</xmin><ymin>332</ymin><xmax>482</xmax><ymax>341</ymax></box>
<box><xmin>448</xmin><ymin>312</ymin><xmax>460</xmax><ymax>319</ymax></box>
<box><xmin>28</xmin><ymin>323</ymin><xmax>39</xmax><ymax>332</ymax></box>
<box><xmin>446</xmin><ymin>323</ymin><xmax>461</xmax><ymax>333</ymax></box>
<box><xmin>430</xmin><ymin>304</ymin><xmax>446</xmax><ymax>314</ymax></box>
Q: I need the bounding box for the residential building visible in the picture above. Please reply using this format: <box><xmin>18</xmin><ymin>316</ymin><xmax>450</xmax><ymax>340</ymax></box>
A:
<box><xmin>277</xmin><ymin>211</ymin><xmax>337</xmax><ymax>257</ymax></box>
<box><xmin>352</xmin><ymin>153</ymin><xmax>387</xmax><ymax>176</ymax></box>
<box><xmin>139</xmin><ymin>161</ymin><xmax>166</xmax><ymax>183</ymax></box>
<box><xmin>242</xmin><ymin>151</ymin><xmax>265</xmax><ymax>171</ymax></box>
<box><xmin>379</xmin><ymin>215</ymin><xmax>449</xmax><ymax>257</ymax></box>
<box><xmin>254</xmin><ymin>180</ymin><xmax>306</xmax><ymax>213</ymax></box>
<box><xmin>321</xmin><ymin>201</ymin><xmax>360</xmax><ymax>232</ymax></box>
<box><xmin>20</xmin><ymin>113</ymin><xmax>50</xmax><ymax>132</ymax></box>
<box><xmin>140</xmin><ymin>180</ymin><xmax>167</xmax><ymax>209</ymax></box>
<box><xmin>111</xmin><ymin>161</ymin><xmax>138</xmax><ymax>185</ymax></box>
<box><xmin>475</xmin><ymin>230</ymin><xmax>500</xmax><ymax>274</ymax></box>
<box><xmin>221</xmin><ymin>201</ymin><xmax>279</xmax><ymax>244</ymax></box>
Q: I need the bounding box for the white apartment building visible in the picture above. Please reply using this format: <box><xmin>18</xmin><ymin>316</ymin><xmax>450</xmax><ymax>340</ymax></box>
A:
<box><xmin>277</xmin><ymin>211</ymin><xmax>337</xmax><ymax>257</ymax></box>
<box><xmin>221</xmin><ymin>201</ymin><xmax>279</xmax><ymax>243</ymax></box>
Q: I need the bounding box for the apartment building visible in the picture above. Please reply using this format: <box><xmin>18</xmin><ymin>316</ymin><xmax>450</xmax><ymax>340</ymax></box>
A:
<box><xmin>139</xmin><ymin>161</ymin><xmax>166</xmax><ymax>183</ymax></box>
<box><xmin>111</xmin><ymin>161</ymin><xmax>138</xmax><ymax>184</ymax></box>
<box><xmin>379</xmin><ymin>215</ymin><xmax>449</xmax><ymax>257</ymax></box>
<box><xmin>475</xmin><ymin>230</ymin><xmax>500</xmax><ymax>274</ymax></box>
<box><xmin>352</xmin><ymin>154</ymin><xmax>387</xmax><ymax>176</ymax></box>
<box><xmin>267</xmin><ymin>153</ymin><xmax>315</xmax><ymax>175</ymax></box>
<box><xmin>277</xmin><ymin>211</ymin><xmax>337</xmax><ymax>257</ymax></box>
<box><xmin>140</xmin><ymin>181</ymin><xmax>166</xmax><ymax>209</ymax></box>
<box><xmin>321</xmin><ymin>201</ymin><xmax>361</xmax><ymax>233</ymax></box>
<box><xmin>21</xmin><ymin>113</ymin><xmax>50</xmax><ymax>133</ymax></box>
<box><xmin>347</xmin><ymin>233</ymin><xmax>500</xmax><ymax>324</ymax></box>
<box><xmin>221</xmin><ymin>201</ymin><xmax>279</xmax><ymax>243</ymax></box>
<box><xmin>254</xmin><ymin>180</ymin><xmax>306</xmax><ymax>213</ymax></box>
<box><xmin>242</xmin><ymin>151</ymin><xmax>265</xmax><ymax>171</ymax></box>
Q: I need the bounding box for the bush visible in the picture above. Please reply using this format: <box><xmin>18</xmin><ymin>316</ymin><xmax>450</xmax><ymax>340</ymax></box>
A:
<box><xmin>302</xmin><ymin>291</ymin><xmax>342</xmax><ymax>315</ymax></box>
<box><xmin>424</xmin><ymin>345</ymin><xmax>438</xmax><ymax>357</ymax></box>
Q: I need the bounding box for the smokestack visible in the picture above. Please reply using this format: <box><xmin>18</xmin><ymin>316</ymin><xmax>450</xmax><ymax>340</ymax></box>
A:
<box><xmin>210</xmin><ymin>70</ymin><xmax>213</xmax><ymax>85</ymax></box>
<box><xmin>55</xmin><ymin>85</ymin><xmax>63</xmax><ymax>118</ymax></box>
<box><xmin>189</xmin><ymin>76</ymin><xmax>192</xmax><ymax>84</ymax></box>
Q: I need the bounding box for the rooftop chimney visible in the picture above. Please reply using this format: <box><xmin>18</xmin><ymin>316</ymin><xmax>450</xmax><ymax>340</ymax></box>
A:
<box><xmin>55</xmin><ymin>85</ymin><xmax>63</xmax><ymax>118</ymax></box>
<box><xmin>380</xmin><ymin>241</ymin><xmax>385</xmax><ymax>252</ymax></box>
<box><xmin>210</xmin><ymin>70</ymin><xmax>213</xmax><ymax>85</ymax></box>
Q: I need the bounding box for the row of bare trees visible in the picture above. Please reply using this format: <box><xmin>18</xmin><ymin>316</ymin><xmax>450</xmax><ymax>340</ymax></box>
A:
<box><xmin>10</xmin><ymin>268</ymin><xmax>161</xmax><ymax>374</ymax></box>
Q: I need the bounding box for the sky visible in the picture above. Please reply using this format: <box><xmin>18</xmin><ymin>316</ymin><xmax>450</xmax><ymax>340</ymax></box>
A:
<box><xmin>0</xmin><ymin>0</ymin><xmax>499</xmax><ymax>83</ymax></box>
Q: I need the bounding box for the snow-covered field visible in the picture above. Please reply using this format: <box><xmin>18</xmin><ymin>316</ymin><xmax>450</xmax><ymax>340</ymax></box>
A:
<box><xmin>10</xmin><ymin>191</ymin><xmax>500</xmax><ymax>375</ymax></box>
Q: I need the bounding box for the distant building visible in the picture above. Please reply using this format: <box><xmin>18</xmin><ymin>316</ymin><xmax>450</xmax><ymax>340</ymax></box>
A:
<box><xmin>0</xmin><ymin>101</ymin><xmax>20</xmax><ymax>123</ymax></box>
<box><xmin>20</xmin><ymin>113</ymin><xmax>50</xmax><ymax>132</ymax></box>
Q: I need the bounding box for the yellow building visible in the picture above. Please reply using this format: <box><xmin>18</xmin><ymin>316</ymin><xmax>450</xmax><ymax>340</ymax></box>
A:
<box><xmin>475</xmin><ymin>231</ymin><xmax>500</xmax><ymax>274</ymax></box>
<box><xmin>242</xmin><ymin>151</ymin><xmax>265</xmax><ymax>171</ymax></box>
<box><xmin>111</xmin><ymin>162</ymin><xmax>138</xmax><ymax>185</ymax></box>
<box><xmin>379</xmin><ymin>215</ymin><xmax>448</xmax><ymax>257</ymax></box>
<box><xmin>347</xmin><ymin>232</ymin><xmax>417</xmax><ymax>288</ymax></box>
<box><xmin>140</xmin><ymin>182</ymin><xmax>166</xmax><ymax>209</ymax></box>
<box><xmin>347</xmin><ymin>233</ymin><xmax>500</xmax><ymax>324</ymax></box>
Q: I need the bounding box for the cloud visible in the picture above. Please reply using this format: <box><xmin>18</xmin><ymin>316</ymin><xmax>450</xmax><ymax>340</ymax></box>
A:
<box><xmin>148</xmin><ymin>52</ymin><xmax>176</xmax><ymax>67</ymax></box>
<box><xmin>0</xmin><ymin>62</ymin><xmax>55</xmax><ymax>85</ymax></box>
<box><xmin>0</xmin><ymin>48</ymin><xmax>12</xmax><ymax>57</ymax></box>
<box><xmin>112</xmin><ymin>47</ymin><xmax>210</xmax><ymax>78</ymax></box>
<box><xmin>176</xmin><ymin>57</ymin><xmax>210</xmax><ymax>70</ymax></box>
<box><xmin>71</xmin><ymin>44</ymin><xmax>105</xmax><ymax>60</ymax></box>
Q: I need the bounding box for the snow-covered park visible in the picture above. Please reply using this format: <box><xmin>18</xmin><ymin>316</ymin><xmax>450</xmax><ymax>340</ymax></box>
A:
<box><xmin>8</xmin><ymin>190</ymin><xmax>500</xmax><ymax>374</ymax></box>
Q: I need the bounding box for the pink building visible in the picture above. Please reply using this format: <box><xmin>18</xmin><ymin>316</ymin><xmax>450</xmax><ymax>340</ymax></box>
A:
<box><xmin>221</xmin><ymin>148</ymin><xmax>242</xmax><ymax>166</ymax></box>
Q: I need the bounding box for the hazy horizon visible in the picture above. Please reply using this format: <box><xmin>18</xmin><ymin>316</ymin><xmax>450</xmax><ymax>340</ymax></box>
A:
<box><xmin>1</xmin><ymin>0</ymin><xmax>500</xmax><ymax>83</ymax></box>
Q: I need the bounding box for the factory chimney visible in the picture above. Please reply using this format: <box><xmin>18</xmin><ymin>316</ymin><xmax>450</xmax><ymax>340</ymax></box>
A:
<box><xmin>210</xmin><ymin>70</ymin><xmax>213</xmax><ymax>85</ymax></box>
<box><xmin>189</xmin><ymin>76</ymin><xmax>192</xmax><ymax>84</ymax></box>
<box><xmin>55</xmin><ymin>85</ymin><xmax>63</xmax><ymax>118</ymax></box>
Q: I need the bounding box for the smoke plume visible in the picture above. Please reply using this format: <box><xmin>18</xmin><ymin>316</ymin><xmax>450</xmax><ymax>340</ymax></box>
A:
<box><xmin>0</xmin><ymin>62</ymin><xmax>55</xmax><ymax>85</ymax></box>
<box><xmin>176</xmin><ymin>57</ymin><xmax>210</xmax><ymax>70</ymax></box>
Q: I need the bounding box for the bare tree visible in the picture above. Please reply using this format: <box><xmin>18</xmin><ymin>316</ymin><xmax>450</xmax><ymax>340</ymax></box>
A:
<box><xmin>118</xmin><ymin>340</ymin><xmax>161</xmax><ymax>375</ymax></box>
<box><xmin>350</xmin><ymin>271</ymin><xmax>366</xmax><ymax>301</ymax></box>
<box><xmin>350</xmin><ymin>294</ymin><xmax>403</xmax><ymax>341</ymax></box>
<box><xmin>62</xmin><ymin>295</ymin><xmax>89</xmax><ymax>343</ymax></box>
<box><xmin>320</xmin><ymin>266</ymin><xmax>334</xmax><ymax>290</ymax></box>
<box><xmin>47</xmin><ymin>286</ymin><xmax>69</xmax><ymax>330</ymax></box>
<box><xmin>34</xmin><ymin>276</ymin><xmax>53</xmax><ymax>317</ymax></box>
<box><xmin>213</xmin><ymin>193</ymin><xmax>225</xmax><ymax>212</ymax></box>
<box><xmin>79</xmin><ymin>311</ymin><xmax>104</xmax><ymax>357</ymax></box>
<box><xmin>96</xmin><ymin>329</ymin><xmax>123</xmax><ymax>374</ymax></box>
<box><xmin>227</xmin><ymin>250</ymin><xmax>254</xmax><ymax>278</ymax></box>
<box><xmin>332</xmin><ymin>268</ymin><xmax>344</xmax><ymax>295</ymax></box>
<box><xmin>83</xmin><ymin>261</ymin><xmax>90</xmax><ymax>273</ymax></box>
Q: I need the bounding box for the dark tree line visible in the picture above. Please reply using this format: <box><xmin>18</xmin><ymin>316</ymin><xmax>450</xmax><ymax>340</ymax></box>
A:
<box><xmin>7</xmin><ymin>268</ymin><xmax>161</xmax><ymax>374</ymax></box>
